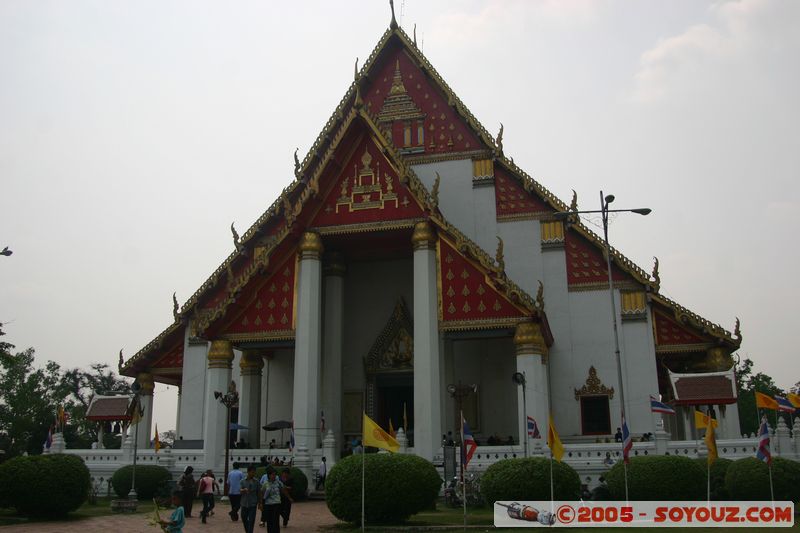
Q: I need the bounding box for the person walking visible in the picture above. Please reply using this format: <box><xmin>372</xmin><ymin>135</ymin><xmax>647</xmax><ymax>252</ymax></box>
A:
<box><xmin>177</xmin><ymin>466</ymin><xmax>196</xmax><ymax>518</ymax></box>
<box><xmin>197</xmin><ymin>470</ymin><xmax>217</xmax><ymax>523</ymax></box>
<box><xmin>279</xmin><ymin>468</ymin><xmax>293</xmax><ymax>527</ymax></box>
<box><xmin>227</xmin><ymin>462</ymin><xmax>245</xmax><ymax>522</ymax></box>
<box><xmin>239</xmin><ymin>465</ymin><xmax>260</xmax><ymax>533</ymax></box>
<box><xmin>316</xmin><ymin>457</ymin><xmax>327</xmax><ymax>491</ymax></box>
<box><xmin>261</xmin><ymin>468</ymin><xmax>290</xmax><ymax>532</ymax></box>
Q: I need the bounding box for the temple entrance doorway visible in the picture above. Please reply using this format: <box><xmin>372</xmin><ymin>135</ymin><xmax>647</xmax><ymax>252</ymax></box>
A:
<box><xmin>375</xmin><ymin>372</ymin><xmax>413</xmax><ymax>440</ymax></box>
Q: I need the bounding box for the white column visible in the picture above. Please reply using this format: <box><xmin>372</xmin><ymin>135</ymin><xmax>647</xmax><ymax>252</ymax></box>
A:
<box><xmin>203</xmin><ymin>340</ymin><xmax>234</xmax><ymax>473</ymax></box>
<box><xmin>514</xmin><ymin>322</ymin><xmax>549</xmax><ymax>454</ymax></box>
<box><xmin>238</xmin><ymin>350</ymin><xmax>263</xmax><ymax>448</ymax></box>
<box><xmin>96</xmin><ymin>423</ymin><xmax>105</xmax><ymax>449</ymax></box>
<box><xmin>292</xmin><ymin>231</ymin><xmax>324</xmax><ymax>458</ymax></box>
<box><xmin>136</xmin><ymin>372</ymin><xmax>155</xmax><ymax>450</ymax></box>
<box><xmin>322</xmin><ymin>251</ymin><xmax>345</xmax><ymax>458</ymax></box>
<box><xmin>412</xmin><ymin>221</ymin><xmax>442</xmax><ymax>461</ymax></box>
<box><xmin>175</xmin><ymin>388</ymin><xmax>181</xmax><ymax>438</ymax></box>
<box><xmin>179</xmin><ymin>330</ymin><xmax>208</xmax><ymax>440</ymax></box>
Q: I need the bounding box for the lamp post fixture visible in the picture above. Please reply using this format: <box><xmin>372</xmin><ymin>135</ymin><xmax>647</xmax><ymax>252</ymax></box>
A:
<box><xmin>556</xmin><ymin>191</ymin><xmax>650</xmax><ymax>500</ymax></box>
<box><xmin>214</xmin><ymin>383</ymin><xmax>239</xmax><ymax>496</ymax></box>
<box><xmin>128</xmin><ymin>382</ymin><xmax>143</xmax><ymax>501</ymax></box>
<box><xmin>512</xmin><ymin>372</ymin><xmax>528</xmax><ymax>458</ymax></box>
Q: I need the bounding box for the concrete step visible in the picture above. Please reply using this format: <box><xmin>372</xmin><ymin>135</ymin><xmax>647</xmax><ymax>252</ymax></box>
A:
<box><xmin>307</xmin><ymin>490</ymin><xmax>326</xmax><ymax>500</ymax></box>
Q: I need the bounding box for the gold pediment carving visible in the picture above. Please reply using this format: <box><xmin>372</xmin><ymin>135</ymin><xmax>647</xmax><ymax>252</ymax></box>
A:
<box><xmin>574</xmin><ymin>366</ymin><xmax>615</xmax><ymax>400</ymax></box>
<box><xmin>365</xmin><ymin>299</ymin><xmax>414</xmax><ymax>374</ymax></box>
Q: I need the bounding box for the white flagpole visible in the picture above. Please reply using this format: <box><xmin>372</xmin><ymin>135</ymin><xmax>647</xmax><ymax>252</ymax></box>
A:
<box><xmin>549</xmin><ymin>452</ymin><xmax>554</xmax><ymax>515</ymax></box>
<box><xmin>460</xmin><ymin>410</ymin><xmax>466</xmax><ymax>530</ymax></box>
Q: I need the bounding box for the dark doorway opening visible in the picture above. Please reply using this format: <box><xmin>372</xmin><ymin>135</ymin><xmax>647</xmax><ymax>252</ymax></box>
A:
<box><xmin>375</xmin><ymin>373</ymin><xmax>413</xmax><ymax>441</ymax></box>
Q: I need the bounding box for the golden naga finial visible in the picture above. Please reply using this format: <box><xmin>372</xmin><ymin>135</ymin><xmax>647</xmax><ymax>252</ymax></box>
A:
<box><xmin>495</xmin><ymin>236</ymin><xmax>505</xmax><ymax>273</ymax></box>
<box><xmin>413</xmin><ymin>24</ymin><xmax>417</xmax><ymax>46</ymax></box>
<box><xmin>118</xmin><ymin>349</ymin><xmax>123</xmax><ymax>369</ymax></box>
<box><xmin>172</xmin><ymin>292</ymin><xmax>179</xmax><ymax>321</ymax></box>
<box><xmin>354</xmin><ymin>57</ymin><xmax>359</xmax><ymax>81</ymax></box>
<box><xmin>496</xmin><ymin>123</ymin><xmax>504</xmax><ymax>154</ymax></box>
<box><xmin>431</xmin><ymin>172</ymin><xmax>441</xmax><ymax>210</ymax></box>
<box><xmin>294</xmin><ymin>148</ymin><xmax>301</xmax><ymax>178</ymax></box>
<box><xmin>569</xmin><ymin>189</ymin><xmax>578</xmax><ymax>212</ymax></box>
<box><xmin>734</xmin><ymin>317</ymin><xmax>742</xmax><ymax>342</ymax></box>
<box><xmin>353</xmin><ymin>57</ymin><xmax>363</xmax><ymax>109</ymax></box>
<box><xmin>231</xmin><ymin>222</ymin><xmax>245</xmax><ymax>254</ymax></box>
<box><xmin>651</xmin><ymin>256</ymin><xmax>661</xmax><ymax>291</ymax></box>
<box><xmin>389</xmin><ymin>0</ymin><xmax>398</xmax><ymax>29</ymax></box>
<box><xmin>535</xmin><ymin>280</ymin><xmax>544</xmax><ymax>310</ymax></box>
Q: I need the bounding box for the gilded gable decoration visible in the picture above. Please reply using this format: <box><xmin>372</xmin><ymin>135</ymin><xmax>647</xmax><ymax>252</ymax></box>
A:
<box><xmin>540</xmin><ymin>221</ymin><xmax>565</xmax><ymax>248</ymax></box>
<box><xmin>364</xmin><ymin>300</ymin><xmax>414</xmax><ymax>374</ymax></box>
<box><xmin>574</xmin><ymin>366</ymin><xmax>615</xmax><ymax>400</ymax></box>
<box><xmin>620</xmin><ymin>291</ymin><xmax>647</xmax><ymax>321</ymax></box>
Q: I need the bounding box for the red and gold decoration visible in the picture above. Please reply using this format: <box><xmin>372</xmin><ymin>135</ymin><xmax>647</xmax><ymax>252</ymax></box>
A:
<box><xmin>363</xmin><ymin>48</ymin><xmax>481</xmax><ymax>155</ymax></box>
<box><xmin>565</xmin><ymin>232</ymin><xmax>631</xmax><ymax>289</ymax></box>
<box><xmin>438</xmin><ymin>237</ymin><xmax>527</xmax><ymax>329</ymax></box>
<box><xmin>495</xmin><ymin>166</ymin><xmax>552</xmax><ymax>220</ymax></box>
<box><xmin>653</xmin><ymin>309</ymin><xmax>707</xmax><ymax>346</ymax></box>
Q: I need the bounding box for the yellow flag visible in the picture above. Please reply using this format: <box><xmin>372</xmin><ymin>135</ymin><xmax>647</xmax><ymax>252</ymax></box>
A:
<box><xmin>154</xmin><ymin>424</ymin><xmax>160</xmax><ymax>453</ymax></box>
<box><xmin>704</xmin><ymin>413</ymin><xmax>717</xmax><ymax>465</ymax></box>
<box><xmin>788</xmin><ymin>393</ymin><xmax>800</xmax><ymax>408</ymax></box>
<box><xmin>547</xmin><ymin>415</ymin><xmax>564</xmax><ymax>462</ymax></box>
<box><xmin>755</xmin><ymin>391</ymin><xmax>778</xmax><ymax>410</ymax></box>
<box><xmin>388</xmin><ymin>418</ymin><xmax>396</xmax><ymax>438</ymax></box>
<box><xmin>694</xmin><ymin>410</ymin><xmax>719</xmax><ymax>429</ymax></box>
<box><xmin>363</xmin><ymin>413</ymin><xmax>399</xmax><ymax>453</ymax></box>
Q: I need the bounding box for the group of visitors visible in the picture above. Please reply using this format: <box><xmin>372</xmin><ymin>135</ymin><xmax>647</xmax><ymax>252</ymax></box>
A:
<box><xmin>168</xmin><ymin>462</ymin><xmax>294</xmax><ymax>533</ymax></box>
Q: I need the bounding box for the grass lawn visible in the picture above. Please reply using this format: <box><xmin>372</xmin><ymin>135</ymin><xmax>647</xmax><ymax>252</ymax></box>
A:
<box><xmin>321</xmin><ymin>502</ymin><xmax>799</xmax><ymax>532</ymax></box>
<box><xmin>0</xmin><ymin>497</ymin><xmax>158</xmax><ymax>526</ymax></box>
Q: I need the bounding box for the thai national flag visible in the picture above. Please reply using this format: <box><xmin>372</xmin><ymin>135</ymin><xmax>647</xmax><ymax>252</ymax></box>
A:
<box><xmin>756</xmin><ymin>417</ymin><xmax>772</xmax><ymax>465</ymax></box>
<box><xmin>461</xmin><ymin>417</ymin><xmax>477</xmax><ymax>469</ymax></box>
<box><xmin>527</xmin><ymin>416</ymin><xmax>541</xmax><ymax>438</ymax></box>
<box><xmin>621</xmin><ymin>416</ymin><xmax>632</xmax><ymax>465</ymax></box>
<box><xmin>774</xmin><ymin>395</ymin><xmax>796</xmax><ymax>413</ymax></box>
<box><xmin>650</xmin><ymin>395</ymin><xmax>676</xmax><ymax>415</ymax></box>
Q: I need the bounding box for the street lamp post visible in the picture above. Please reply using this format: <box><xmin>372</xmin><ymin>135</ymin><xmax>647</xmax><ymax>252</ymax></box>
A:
<box><xmin>556</xmin><ymin>191</ymin><xmax>650</xmax><ymax>501</ymax></box>
<box><xmin>128</xmin><ymin>384</ymin><xmax>143</xmax><ymax>501</ymax></box>
<box><xmin>214</xmin><ymin>385</ymin><xmax>239</xmax><ymax>496</ymax></box>
<box><xmin>512</xmin><ymin>372</ymin><xmax>528</xmax><ymax>458</ymax></box>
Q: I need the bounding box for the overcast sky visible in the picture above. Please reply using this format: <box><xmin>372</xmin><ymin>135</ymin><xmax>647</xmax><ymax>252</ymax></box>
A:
<box><xmin>1</xmin><ymin>0</ymin><xmax>798</xmax><ymax>434</ymax></box>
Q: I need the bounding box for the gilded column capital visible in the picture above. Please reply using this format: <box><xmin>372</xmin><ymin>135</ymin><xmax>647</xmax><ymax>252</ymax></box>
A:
<box><xmin>411</xmin><ymin>221</ymin><xmax>436</xmax><ymax>250</ymax></box>
<box><xmin>323</xmin><ymin>251</ymin><xmax>346</xmax><ymax>277</ymax></box>
<box><xmin>208</xmin><ymin>339</ymin><xmax>235</xmax><ymax>369</ymax></box>
<box><xmin>299</xmin><ymin>231</ymin><xmax>324</xmax><ymax>260</ymax></box>
<box><xmin>136</xmin><ymin>372</ymin><xmax>155</xmax><ymax>396</ymax></box>
<box><xmin>240</xmin><ymin>350</ymin><xmax>265</xmax><ymax>376</ymax></box>
<box><xmin>514</xmin><ymin>321</ymin><xmax>548</xmax><ymax>359</ymax></box>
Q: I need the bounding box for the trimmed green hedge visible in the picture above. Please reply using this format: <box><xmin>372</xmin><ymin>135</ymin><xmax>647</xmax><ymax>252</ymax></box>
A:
<box><xmin>254</xmin><ymin>466</ymin><xmax>308</xmax><ymax>501</ymax></box>
<box><xmin>606</xmin><ymin>455</ymin><xmax>705</xmax><ymax>500</ymax></box>
<box><xmin>326</xmin><ymin>453</ymin><xmax>441</xmax><ymax>524</ymax></box>
<box><xmin>481</xmin><ymin>457</ymin><xmax>580</xmax><ymax>505</ymax></box>
<box><xmin>694</xmin><ymin>457</ymin><xmax>733</xmax><ymax>500</ymax></box>
<box><xmin>0</xmin><ymin>454</ymin><xmax>90</xmax><ymax>516</ymax></box>
<box><xmin>725</xmin><ymin>457</ymin><xmax>800</xmax><ymax>503</ymax></box>
<box><xmin>111</xmin><ymin>464</ymin><xmax>172</xmax><ymax>500</ymax></box>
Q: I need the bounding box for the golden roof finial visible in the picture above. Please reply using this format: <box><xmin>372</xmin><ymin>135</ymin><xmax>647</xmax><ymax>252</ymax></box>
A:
<box><xmin>354</xmin><ymin>57</ymin><xmax>363</xmax><ymax>109</ymax></box>
<box><xmin>569</xmin><ymin>189</ymin><xmax>578</xmax><ymax>212</ymax></box>
<box><xmin>172</xmin><ymin>292</ymin><xmax>179</xmax><ymax>321</ymax></box>
<box><xmin>354</xmin><ymin>57</ymin><xmax>359</xmax><ymax>81</ymax></box>
<box><xmin>389</xmin><ymin>59</ymin><xmax>407</xmax><ymax>96</ymax></box>
<box><xmin>231</xmin><ymin>222</ymin><xmax>245</xmax><ymax>254</ymax></box>
<box><xmin>496</xmin><ymin>122</ymin><xmax>504</xmax><ymax>154</ymax></box>
<box><xmin>496</xmin><ymin>236</ymin><xmax>505</xmax><ymax>273</ymax></box>
<box><xmin>294</xmin><ymin>148</ymin><xmax>301</xmax><ymax>178</ymax></box>
<box><xmin>118</xmin><ymin>349</ymin><xmax>124</xmax><ymax>369</ymax></box>
<box><xmin>413</xmin><ymin>24</ymin><xmax>417</xmax><ymax>46</ymax></box>
<box><xmin>734</xmin><ymin>317</ymin><xmax>742</xmax><ymax>343</ymax></box>
<box><xmin>389</xmin><ymin>0</ymin><xmax>398</xmax><ymax>29</ymax></box>
<box><xmin>535</xmin><ymin>280</ymin><xmax>544</xmax><ymax>310</ymax></box>
<box><xmin>651</xmin><ymin>256</ymin><xmax>661</xmax><ymax>292</ymax></box>
<box><xmin>431</xmin><ymin>172</ymin><xmax>440</xmax><ymax>210</ymax></box>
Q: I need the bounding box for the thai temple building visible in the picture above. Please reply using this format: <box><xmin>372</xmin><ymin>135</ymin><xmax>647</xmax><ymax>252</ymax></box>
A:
<box><xmin>69</xmin><ymin>11</ymin><xmax>771</xmax><ymax>486</ymax></box>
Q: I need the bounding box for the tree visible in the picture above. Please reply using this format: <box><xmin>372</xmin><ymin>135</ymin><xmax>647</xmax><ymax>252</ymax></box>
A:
<box><xmin>0</xmin><ymin>341</ymin><xmax>67</xmax><ymax>456</ymax></box>
<box><xmin>735</xmin><ymin>357</ymin><xmax>785</xmax><ymax>437</ymax></box>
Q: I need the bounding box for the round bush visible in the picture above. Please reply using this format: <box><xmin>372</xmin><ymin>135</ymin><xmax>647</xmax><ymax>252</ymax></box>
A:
<box><xmin>480</xmin><ymin>457</ymin><xmax>580</xmax><ymax>505</ymax></box>
<box><xmin>0</xmin><ymin>454</ymin><xmax>90</xmax><ymax>516</ymax></box>
<box><xmin>254</xmin><ymin>466</ymin><xmax>308</xmax><ymax>501</ymax></box>
<box><xmin>326</xmin><ymin>453</ymin><xmax>441</xmax><ymax>524</ymax></box>
<box><xmin>606</xmin><ymin>455</ymin><xmax>705</xmax><ymax>500</ymax></box>
<box><xmin>725</xmin><ymin>457</ymin><xmax>800</xmax><ymax>503</ymax></box>
<box><xmin>694</xmin><ymin>457</ymin><xmax>733</xmax><ymax>500</ymax></box>
<box><xmin>111</xmin><ymin>464</ymin><xmax>172</xmax><ymax>500</ymax></box>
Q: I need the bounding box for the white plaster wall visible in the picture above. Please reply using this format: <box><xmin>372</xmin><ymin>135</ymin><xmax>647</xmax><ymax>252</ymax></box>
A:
<box><xmin>413</xmin><ymin>160</ymin><xmax>476</xmax><ymax>243</ymax></box>
<box><xmin>178</xmin><ymin>326</ymin><xmax>208</xmax><ymax>441</ymax></box>
<box><xmin>445</xmin><ymin>337</ymin><xmax>518</xmax><ymax>443</ymax></box>
<box><xmin>261</xmin><ymin>349</ymin><xmax>294</xmax><ymax>448</ymax></box>
<box><xmin>619</xmin><ymin>315</ymin><xmax>659</xmax><ymax>435</ymax></box>
<box><xmin>498</xmin><ymin>219</ymin><xmax>543</xmax><ymax>297</ymax></box>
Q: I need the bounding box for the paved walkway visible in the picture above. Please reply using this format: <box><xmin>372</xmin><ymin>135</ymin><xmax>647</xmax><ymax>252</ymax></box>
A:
<box><xmin>0</xmin><ymin>500</ymin><xmax>340</xmax><ymax>532</ymax></box>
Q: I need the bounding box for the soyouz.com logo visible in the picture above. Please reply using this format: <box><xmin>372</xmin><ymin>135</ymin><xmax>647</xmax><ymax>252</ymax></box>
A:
<box><xmin>494</xmin><ymin>501</ymin><xmax>795</xmax><ymax>527</ymax></box>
